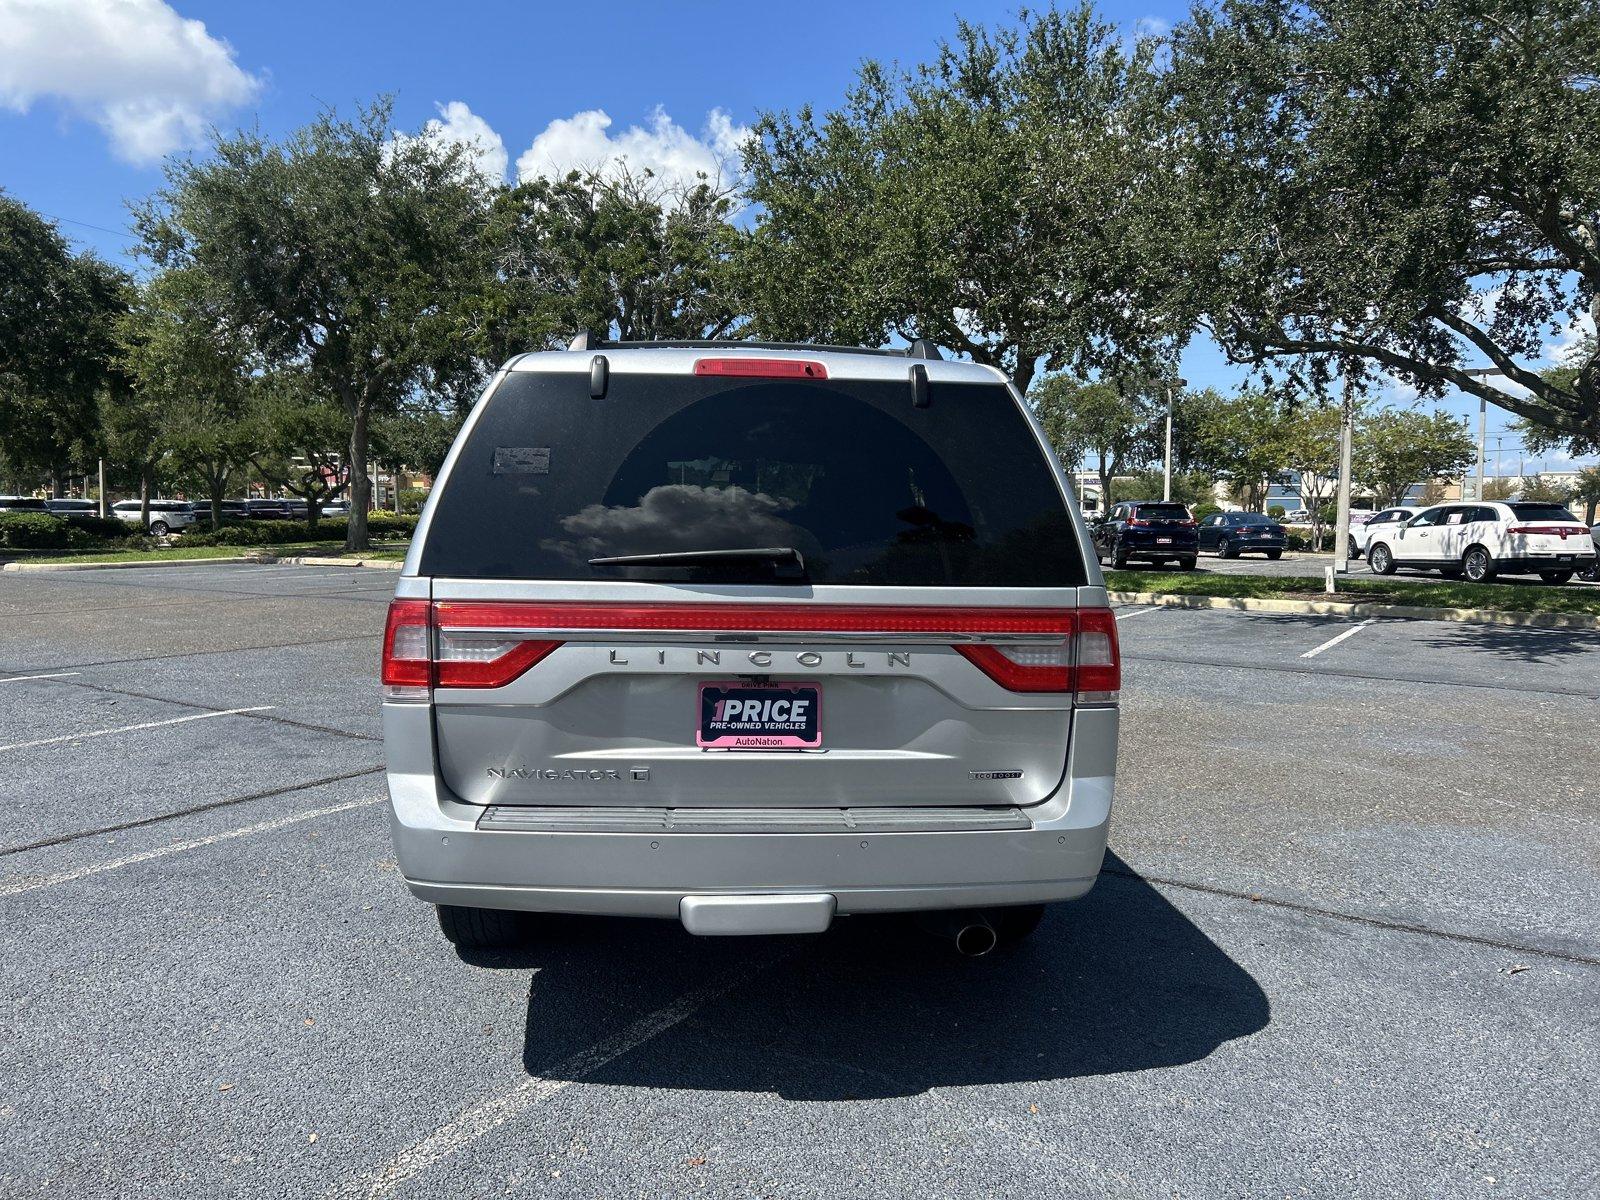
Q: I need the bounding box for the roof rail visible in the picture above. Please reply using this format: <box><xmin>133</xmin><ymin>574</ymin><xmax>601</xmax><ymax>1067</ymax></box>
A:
<box><xmin>564</xmin><ymin>334</ymin><xmax>943</xmax><ymax>361</ymax></box>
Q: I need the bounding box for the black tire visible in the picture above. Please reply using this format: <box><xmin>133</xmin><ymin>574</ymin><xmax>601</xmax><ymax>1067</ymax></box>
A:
<box><xmin>1266</xmin><ymin>550</ymin><xmax>1283</xmax><ymax>561</ymax></box>
<box><xmin>1347</xmin><ymin>535</ymin><xmax>1361</xmax><ymax>560</ymax></box>
<box><xmin>436</xmin><ymin>904</ymin><xmax>531</xmax><ymax>950</ymax></box>
<box><xmin>1368</xmin><ymin>542</ymin><xmax>1396</xmax><ymax>575</ymax></box>
<box><xmin>990</xmin><ymin>903</ymin><xmax>1046</xmax><ymax>946</ymax></box>
<box><xmin>1580</xmin><ymin>561</ymin><xmax>1598</xmax><ymax>583</ymax></box>
<box><xmin>1218</xmin><ymin>536</ymin><xmax>1238</xmax><ymax>559</ymax></box>
<box><xmin>1110</xmin><ymin>542</ymin><xmax>1129</xmax><ymax>569</ymax></box>
<box><xmin>1539</xmin><ymin>570</ymin><xmax>1574</xmax><ymax>585</ymax></box>
<box><xmin>1462</xmin><ymin>545</ymin><xmax>1496</xmax><ymax>583</ymax></box>
<box><xmin>1177</xmin><ymin>556</ymin><xmax>1197</xmax><ymax>571</ymax></box>
<box><xmin>149</xmin><ymin>520</ymin><xmax>169</xmax><ymax>536</ymax></box>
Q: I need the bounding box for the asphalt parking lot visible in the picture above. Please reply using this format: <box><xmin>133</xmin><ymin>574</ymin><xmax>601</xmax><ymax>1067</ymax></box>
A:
<box><xmin>2</xmin><ymin>563</ymin><xmax>1597</xmax><ymax>1198</ymax></box>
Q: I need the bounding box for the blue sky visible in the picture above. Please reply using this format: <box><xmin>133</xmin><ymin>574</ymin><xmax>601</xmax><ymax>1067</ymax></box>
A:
<box><xmin>0</xmin><ymin>0</ymin><xmax>1584</xmax><ymax>474</ymax></box>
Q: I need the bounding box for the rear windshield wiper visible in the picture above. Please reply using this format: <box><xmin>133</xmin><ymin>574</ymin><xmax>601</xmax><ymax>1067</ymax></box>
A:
<box><xmin>588</xmin><ymin>546</ymin><xmax>808</xmax><ymax>581</ymax></box>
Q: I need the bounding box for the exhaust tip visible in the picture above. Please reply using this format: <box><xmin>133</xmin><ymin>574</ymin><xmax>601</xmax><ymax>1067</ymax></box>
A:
<box><xmin>953</xmin><ymin>921</ymin><xmax>998</xmax><ymax>958</ymax></box>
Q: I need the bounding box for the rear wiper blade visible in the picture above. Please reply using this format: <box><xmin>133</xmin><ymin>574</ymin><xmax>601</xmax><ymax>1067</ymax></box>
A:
<box><xmin>589</xmin><ymin>546</ymin><xmax>807</xmax><ymax>580</ymax></box>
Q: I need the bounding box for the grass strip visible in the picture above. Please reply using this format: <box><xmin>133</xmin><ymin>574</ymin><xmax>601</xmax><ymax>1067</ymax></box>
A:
<box><xmin>1104</xmin><ymin>570</ymin><xmax>1600</xmax><ymax>617</ymax></box>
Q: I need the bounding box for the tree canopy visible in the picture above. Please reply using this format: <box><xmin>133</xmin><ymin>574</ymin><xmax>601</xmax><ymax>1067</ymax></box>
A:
<box><xmin>1169</xmin><ymin>0</ymin><xmax>1600</xmax><ymax>444</ymax></box>
<box><xmin>134</xmin><ymin>100</ymin><xmax>495</xmax><ymax>549</ymax></box>
<box><xmin>742</xmin><ymin>5</ymin><xmax>1188</xmax><ymax>392</ymax></box>
<box><xmin>1353</xmin><ymin>409</ymin><xmax>1476</xmax><ymax>507</ymax></box>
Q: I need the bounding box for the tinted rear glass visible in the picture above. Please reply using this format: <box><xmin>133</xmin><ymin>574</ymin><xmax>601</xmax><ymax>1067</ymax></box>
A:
<box><xmin>1132</xmin><ymin>504</ymin><xmax>1190</xmax><ymax>520</ymax></box>
<box><xmin>1509</xmin><ymin>504</ymin><xmax>1579</xmax><ymax>522</ymax></box>
<box><xmin>421</xmin><ymin>369</ymin><xmax>1084</xmax><ymax>586</ymax></box>
<box><xmin>1235</xmin><ymin>514</ymin><xmax>1275</xmax><ymax>525</ymax></box>
<box><xmin>2</xmin><ymin>498</ymin><xmax>47</xmax><ymax>510</ymax></box>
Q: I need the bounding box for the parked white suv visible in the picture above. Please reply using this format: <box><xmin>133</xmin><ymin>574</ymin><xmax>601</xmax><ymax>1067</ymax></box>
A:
<box><xmin>1348</xmin><ymin>505</ymin><xmax>1420</xmax><ymax>560</ymax></box>
<box><xmin>1365</xmin><ymin>502</ymin><xmax>1596</xmax><ymax>583</ymax></box>
<box><xmin>112</xmin><ymin>500</ymin><xmax>199</xmax><ymax>536</ymax></box>
<box><xmin>382</xmin><ymin>340</ymin><xmax>1119</xmax><ymax>955</ymax></box>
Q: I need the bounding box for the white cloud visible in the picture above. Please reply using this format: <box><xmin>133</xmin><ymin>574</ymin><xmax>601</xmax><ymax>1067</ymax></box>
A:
<box><xmin>0</xmin><ymin>0</ymin><xmax>261</xmax><ymax>164</ymax></box>
<box><xmin>1134</xmin><ymin>16</ymin><xmax>1171</xmax><ymax>37</ymax></box>
<box><xmin>397</xmin><ymin>100</ymin><xmax>507</xmax><ymax>184</ymax></box>
<box><xmin>515</xmin><ymin>106</ymin><xmax>749</xmax><ymax>192</ymax></box>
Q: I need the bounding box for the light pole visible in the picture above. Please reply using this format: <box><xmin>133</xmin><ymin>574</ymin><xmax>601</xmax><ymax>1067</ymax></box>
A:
<box><xmin>1333</xmin><ymin>375</ymin><xmax>1358</xmax><ymax>577</ymax></box>
<box><xmin>1461</xmin><ymin>368</ymin><xmax>1503</xmax><ymax>501</ymax></box>
<box><xmin>1163</xmin><ymin>376</ymin><xmax>1188</xmax><ymax>502</ymax></box>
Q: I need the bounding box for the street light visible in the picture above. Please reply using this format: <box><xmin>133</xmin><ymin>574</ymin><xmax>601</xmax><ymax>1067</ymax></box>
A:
<box><xmin>1163</xmin><ymin>376</ymin><xmax>1188</xmax><ymax>502</ymax></box>
<box><xmin>1461</xmin><ymin>368</ymin><xmax>1503</xmax><ymax>501</ymax></box>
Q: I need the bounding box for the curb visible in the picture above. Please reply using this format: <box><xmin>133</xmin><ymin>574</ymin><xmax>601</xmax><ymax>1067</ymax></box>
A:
<box><xmin>268</xmin><ymin>554</ymin><xmax>403</xmax><ymax>570</ymax></box>
<box><xmin>1107</xmin><ymin>589</ymin><xmax>1600</xmax><ymax>631</ymax></box>
<box><xmin>1</xmin><ymin>555</ymin><xmax>262</xmax><ymax>573</ymax></box>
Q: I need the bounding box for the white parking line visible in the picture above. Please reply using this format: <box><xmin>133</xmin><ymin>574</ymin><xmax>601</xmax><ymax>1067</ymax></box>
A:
<box><xmin>330</xmin><ymin>955</ymin><xmax>787</xmax><ymax>1199</ymax></box>
<box><xmin>1300</xmin><ymin>619</ymin><xmax>1376</xmax><ymax>660</ymax></box>
<box><xmin>0</xmin><ymin>706</ymin><xmax>274</xmax><ymax>753</ymax></box>
<box><xmin>0</xmin><ymin>796</ymin><xmax>380</xmax><ymax>898</ymax></box>
<box><xmin>0</xmin><ymin>671</ymin><xmax>82</xmax><ymax>684</ymax></box>
<box><xmin>1114</xmin><ymin>607</ymin><xmax>1160</xmax><ymax>621</ymax></box>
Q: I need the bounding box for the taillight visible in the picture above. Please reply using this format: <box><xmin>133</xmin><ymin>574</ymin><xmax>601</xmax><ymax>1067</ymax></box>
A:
<box><xmin>381</xmin><ymin>600</ymin><xmax>563</xmax><ymax>696</ymax></box>
<box><xmin>428</xmin><ymin>602</ymin><xmax>1077</xmax><ymax>636</ymax></box>
<box><xmin>1127</xmin><ymin>518</ymin><xmax>1150</xmax><ymax>527</ymax></box>
<box><xmin>381</xmin><ymin>599</ymin><xmax>432</xmax><ymax>699</ymax></box>
<box><xmin>1176</xmin><ymin>519</ymin><xmax>1197</xmax><ymax>528</ymax></box>
<box><xmin>954</xmin><ymin>608</ymin><xmax>1120</xmax><ymax>701</ymax></box>
<box><xmin>1507</xmin><ymin>524</ymin><xmax>1588</xmax><ymax>537</ymax></box>
<box><xmin>693</xmin><ymin>357</ymin><xmax>828</xmax><ymax>380</ymax></box>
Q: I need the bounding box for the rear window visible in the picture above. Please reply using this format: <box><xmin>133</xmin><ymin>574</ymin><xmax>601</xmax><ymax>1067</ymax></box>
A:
<box><xmin>421</xmin><ymin>369</ymin><xmax>1085</xmax><ymax>586</ymax></box>
<box><xmin>1509</xmin><ymin>504</ymin><xmax>1579</xmax><ymax>522</ymax></box>
<box><xmin>1235</xmin><ymin>513</ymin><xmax>1274</xmax><ymax>525</ymax></box>
<box><xmin>1132</xmin><ymin>504</ymin><xmax>1191</xmax><ymax>521</ymax></box>
<box><xmin>1</xmin><ymin>497</ymin><xmax>47</xmax><ymax>510</ymax></box>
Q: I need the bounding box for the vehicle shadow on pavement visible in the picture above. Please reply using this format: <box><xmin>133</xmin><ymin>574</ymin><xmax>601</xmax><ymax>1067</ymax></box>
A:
<box><xmin>462</xmin><ymin>852</ymin><xmax>1270</xmax><ymax>1100</ymax></box>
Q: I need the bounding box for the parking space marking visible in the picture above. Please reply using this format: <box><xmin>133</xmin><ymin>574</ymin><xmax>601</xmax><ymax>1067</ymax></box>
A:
<box><xmin>0</xmin><ymin>706</ymin><xmax>274</xmax><ymax>753</ymax></box>
<box><xmin>330</xmin><ymin>954</ymin><xmax>790</xmax><ymax>1199</ymax></box>
<box><xmin>0</xmin><ymin>795</ymin><xmax>380</xmax><ymax>898</ymax></box>
<box><xmin>1114</xmin><ymin>607</ymin><xmax>1160</xmax><ymax>621</ymax></box>
<box><xmin>1300</xmin><ymin>618</ymin><xmax>1376</xmax><ymax>659</ymax></box>
<box><xmin>0</xmin><ymin>671</ymin><xmax>81</xmax><ymax>684</ymax></box>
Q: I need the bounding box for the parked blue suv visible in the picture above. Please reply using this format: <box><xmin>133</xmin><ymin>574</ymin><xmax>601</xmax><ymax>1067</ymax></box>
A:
<box><xmin>1197</xmin><ymin>511</ymin><xmax>1288</xmax><ymax>559</ymax></box>
<box><xmin>1092</xmin><ymin>501</ymin><xmax>1199</xmax><ymax>569</ymax></box>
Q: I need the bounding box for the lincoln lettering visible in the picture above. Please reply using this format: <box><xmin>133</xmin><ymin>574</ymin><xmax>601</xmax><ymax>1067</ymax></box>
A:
<box><xmin>607</xmin><ymin>649</ymin><xmax>912</xmax><ymax>669</ymax></box>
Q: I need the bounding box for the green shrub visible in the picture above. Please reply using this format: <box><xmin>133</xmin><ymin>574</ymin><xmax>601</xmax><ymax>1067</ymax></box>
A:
<box><xmin>363</xmin><ymin>512</ymin><xmax>417</xmax><ymax>536</ymax></box>
<box><xmin>181</xmin><ymin>512</ymin><xmax>415</xmax><ymax>547</ymax></box>
<box><xmin>68</xmin><ymin>515</ymin><xmax>133</xmax><ymax>541</ymax></box>
<box><xmin>1192</xmin><ymin>503</ymin><xmax>1222</xmax><ymax>522</ymax></box>
<box><xmin>1267</xmin><ymin>505</ymin><xmax>1287</xmax><ymax>519</ymax></box>
<box><xmin>0</xmin><ymin>512</ymin><xmax>72</xmax><ymax>548</ymax></box>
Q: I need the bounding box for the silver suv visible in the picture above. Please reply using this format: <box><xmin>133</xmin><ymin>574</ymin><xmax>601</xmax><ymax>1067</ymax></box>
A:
<box><xmin>382</xmin><ymin>342</ymin><xmax>1120</xmax><ymax>955</ymax></box>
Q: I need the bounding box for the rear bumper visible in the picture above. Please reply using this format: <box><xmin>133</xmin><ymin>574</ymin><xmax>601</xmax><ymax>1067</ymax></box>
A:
<box><xmin>1120</xmin><ymin>538</ymin><xmax>1198</xmax><ymax>557</ymax></box>
<box><xmin>1494</xmin><ymin>554</ymin><xmax>1596</xmax><ymax>573</ymax></box>
<box><xmin>383</xmin><ymin>703</ymin><xmax>1118</xmax><ymax>924</ymax></box>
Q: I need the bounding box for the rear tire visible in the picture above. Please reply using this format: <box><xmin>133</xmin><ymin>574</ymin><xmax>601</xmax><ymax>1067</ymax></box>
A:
<box><xmin>1347</xmin><ymin>535</ymin><xmax>1360</xmax><ymax>560</ymax></box>
<box><xmin>1368</xmin><ymin>543</ymin><xmax>1396</xmax><ymax>575</ymax></box>
<box><xmin>990</xmin><ymin>903</ymin><xmax>1046</xmax><ymax>946</ymax></box>
<box><xmin>1218</xmin><ymin>536</ymin><xmax>1237</xmax><ymax>559</ymax></box>
<box><xmin>436</xmin><ymin>904</ymin><xmax>531</xmax><ymax>950</ymax></box>
<box><xmin>1463</xmin><ymin>545</ymin><xmax>1496</xmax><ymax>583</ymax></box>
<box><xmin>1266</xmin><ymin>550</ymin><xmax>1283</xmax><ymax>561</ymax></box>
<box><xmin>1111</xmin><ymin>542</ymin><xmax>1129</xmax><ymax>569</ymax></box>
<box><xmin>149</xmin><ymin>520</ymin><xmax>169</xmax><ymax>536</ymax></box>
<box><xmin>1177</xmin><ymin>556</ymin><xmax>1197</xmax><ymax>571</ymax></box>
<box><xmin>1540</xmin><ymin>570</ymin><xmax>1574</xmax><ymax>585</ymax></box>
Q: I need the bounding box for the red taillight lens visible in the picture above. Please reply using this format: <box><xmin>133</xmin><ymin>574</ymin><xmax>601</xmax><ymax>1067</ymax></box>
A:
<box><xmin>1127</xmin><ymin>518</ymin><xmax>1150</xmax><ymax>527</ymax></box>
<box><xmin>1176</xmin><ymin>519</ymin><xmax>1197</xmax><ymax>528</ymax></box>
<box><xmin>428</xmin><ymin>602</ymin><xmax>1076</xmax><ymax>637</ymax></box>
<box><xmin>381</xmin><ymin>599</ymin><xmax>432</xmax><ymax>695</ymax></box>
<box><xmin>693</xmin><ymin>357</ymin><xmax>828</xmax><ymax>380</ymax></box>
<box><xmin>954</xmin><ymin>608</ymin><xmax>1120</xmax><ymax>700</ymax></box>
<box><xmin>1507</xmin><ymin>525</ymin><xmax>1586</xmax><ymax>536</ymax></box>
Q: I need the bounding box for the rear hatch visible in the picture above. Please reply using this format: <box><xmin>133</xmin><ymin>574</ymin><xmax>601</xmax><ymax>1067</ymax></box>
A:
<box><xmin>407</xmin><ymin>354</ymin><xmax>1103</xmax><ymax>810</ymax></box>
<box><xmin>1128</xmin><ymin>503</ymin><xmax>1197</xmax><ymax>545</ymax></box>
<box><xmin>1506</xmin><ymin>504</ymin><xmax>1593</xmax><ymax>558</ymax></box>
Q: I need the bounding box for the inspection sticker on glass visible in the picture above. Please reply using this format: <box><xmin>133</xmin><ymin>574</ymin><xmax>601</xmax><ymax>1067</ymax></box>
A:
<box><xmin>493</xmin><ymin>446</ymin><xmax>550</xmax><ymax>475</ymax></box>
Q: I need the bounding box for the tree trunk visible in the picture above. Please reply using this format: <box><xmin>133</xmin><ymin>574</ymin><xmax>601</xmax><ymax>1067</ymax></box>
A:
<box><xmin>346</xmin><ymin>402</ymin><xmax>371</xmax><ymax>553</ymax></box>
<box><xmin>139</xmin><ymin>470</ymin><xmax>151</xmax><ymax>531</ymax></box>
<box><xmin>1097</xmin><ymin>451</ymin><xmax>1111</xmax><ymax>514</ymax></box>
<box><xmin>209</xmin><ymin>464</ymin><xmax>228</xmax><ymax>531</ymax></box>
<box><xmin>1011</xmin><ymin>355</ymin><xmax>1036</xmax><ymax>396</ymax></box>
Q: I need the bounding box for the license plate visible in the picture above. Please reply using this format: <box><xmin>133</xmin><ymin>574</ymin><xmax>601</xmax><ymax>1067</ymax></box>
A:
<box><xmin>1559</xmin><ymin>555</ymin><xmax>1573</xmax><ymax>563</ymax></box>
<box><xmin>698</xmin><ymin>681</ymin><xmax>821</xmax><ymax>750</ymax></box>
<box><xmin>1156</xmin><ymin>537</ymin><xmax>1172</xmax><ymax>545</ymax></box>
